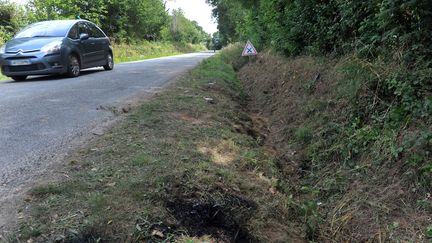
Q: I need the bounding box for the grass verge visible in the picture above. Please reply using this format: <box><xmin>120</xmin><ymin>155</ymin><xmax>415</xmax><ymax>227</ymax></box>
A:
<box><xmin>113</xmin><ymin>41</ymin><xmax>206</xmax><ymax>63</ymax></box>
<box><xmin>7</xmin><ymin>44</ymin><xmax>302</xmax><ymax>242</ymax></box>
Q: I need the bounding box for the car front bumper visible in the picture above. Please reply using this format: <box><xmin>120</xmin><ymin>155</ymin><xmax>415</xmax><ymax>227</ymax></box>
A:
<box><xmin>0</xmin><ymin>52</ymin><xmax>67</xmax><ymax>77</ymax></box>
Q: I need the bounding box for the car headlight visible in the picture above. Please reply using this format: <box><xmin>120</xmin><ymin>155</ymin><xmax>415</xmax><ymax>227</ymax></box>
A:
<box><xmin>41</xmin><ymin>41</ymin><xmax>62</xmax><ymax>55</ymax></box>
<box><xmin>0</xmin><ymin>45</ymin><xmax>5</xmax><ymax>54</ymax></box>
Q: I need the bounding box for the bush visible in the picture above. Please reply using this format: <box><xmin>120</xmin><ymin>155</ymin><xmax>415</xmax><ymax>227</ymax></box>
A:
<box><xmin>0</xmin><ymin>1</ymin><xmax>27</xmax><ymax>42</ymax></box>
<box><xmin>208</xmin><ymin>0</ymin><xmax>432</xmax><ymax>64</ymax></box>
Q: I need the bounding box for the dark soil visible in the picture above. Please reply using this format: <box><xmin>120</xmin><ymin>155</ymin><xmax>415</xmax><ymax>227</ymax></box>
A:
<box><xmin>166</xmin><ymin>199</ymin><xmax>253</xmax><ymax>242</ymax></box>
<box><xmin>64</xmin><ymin>227</ymin><xmax>108</xmax><ymax>243</ymax></box>
<box><xmin>164</xmin><ymin>192</ymin><xmax>257</xmax><ymax>243</ymax></box>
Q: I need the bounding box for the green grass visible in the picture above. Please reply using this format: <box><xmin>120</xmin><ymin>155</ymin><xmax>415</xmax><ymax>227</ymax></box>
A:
<box><xmin>113</xmin><ymin>41</ymin><xmax>206</xmax><ymax>63</ymax></box>
<box><xmin>8</xmin><ymin>45</ymin><xmax>301</xmax><ymax>242</ymax></box>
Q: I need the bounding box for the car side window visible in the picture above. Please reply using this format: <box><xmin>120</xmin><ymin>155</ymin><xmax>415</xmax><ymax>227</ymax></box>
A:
<box><xmin>86</xmin><ymin>23</ymin><xmax>105</xmax><ymax>38</ymax></box>
<box><xmin>68</xmin><ymin>24</ymin><xmax>79</xmax><ymax>39</ymax></box>
<box><xmin>94</xmin><ymin>27</ymin><xmax>106</xmax><ymax>38</ymax></box>
<box><xmin>78</xmin><ymin>22</ymin><xmax>89</xmax><ymax>36</ymax></box>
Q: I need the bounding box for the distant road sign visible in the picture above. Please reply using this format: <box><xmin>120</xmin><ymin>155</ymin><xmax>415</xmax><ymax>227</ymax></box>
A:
<box><xmin>242</xmin><ymin>40</ymin><xmax>258</xmax><ymax>56</ymax></box>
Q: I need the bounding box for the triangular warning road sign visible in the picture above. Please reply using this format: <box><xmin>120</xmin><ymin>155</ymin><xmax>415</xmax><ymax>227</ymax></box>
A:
<box><xmin>242</xmin><ymin>40</ymin><xmax>258</xmax><ymax>56</ymax></box>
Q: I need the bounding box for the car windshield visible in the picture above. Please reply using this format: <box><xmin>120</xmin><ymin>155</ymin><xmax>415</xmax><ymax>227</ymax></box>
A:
<box><xmin>14</xmin><ymin>21</ymin><xmax>74</xmax><ymax>38</ymax></box>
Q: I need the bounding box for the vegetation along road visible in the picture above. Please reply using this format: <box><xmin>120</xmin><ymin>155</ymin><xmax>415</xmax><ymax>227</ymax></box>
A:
<box><xmin>0</xmin><ymin>52</ymin><xmax>214</xmax><ymax>231</ymax></box>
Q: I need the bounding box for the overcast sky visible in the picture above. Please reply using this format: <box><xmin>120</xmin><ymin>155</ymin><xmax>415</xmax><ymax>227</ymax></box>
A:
<box><xmin>11</xmin><ymin>0</ymin><xmax>218</xmax><ymax>34</ymax></box>
<box><xmin>166</xmin><ymin>0</ymin><xmax>217</xmax><ymax>34</ymax></box>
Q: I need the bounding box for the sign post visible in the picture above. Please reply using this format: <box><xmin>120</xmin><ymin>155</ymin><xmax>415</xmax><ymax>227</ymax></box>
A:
<box><xmin>242</xmin><ymin>40</ymin><xmax>258</xmax><ymax>64</ymax></box>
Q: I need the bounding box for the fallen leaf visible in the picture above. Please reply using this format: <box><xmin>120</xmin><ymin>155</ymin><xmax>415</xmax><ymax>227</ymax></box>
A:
<box><xmin>136</xmin><ymin>224</ymin><xmax>142</xmax><ymax>231</ymax></box>
<box><xmin>151</xmin><ymin>229</ymin><xmax>164</xmax><ymax>238</ymax></box>
<box><xmin>106</xmin><ymin>182</ymin><xmax>116</xmax><ymax>187</ymax></box>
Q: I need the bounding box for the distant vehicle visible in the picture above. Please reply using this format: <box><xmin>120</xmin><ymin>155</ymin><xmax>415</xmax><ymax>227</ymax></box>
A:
<box><xmin>0</xmin><ymin>20</ymin><xmax>113</xmax><ymax>81</ymax></box>
<box><xmin>212</xmin><ymin>37</ymin><xmax>222</xmax><ymax>51</ymax></box>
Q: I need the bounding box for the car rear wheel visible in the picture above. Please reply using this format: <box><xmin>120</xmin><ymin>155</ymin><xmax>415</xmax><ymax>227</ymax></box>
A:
<box><xmin>103</xmin><ymin>53</ymin><xmax>114</xmax><ymax>71</ymax></box>
<box><xmin>67</xmin><ymin>55</ymin><xmax>80</xmax><ymax>77</ymax></box>
<box><xmin>11</xmin><ymin>76</ymin><xmax>27</xmax><ymax>81</ymax></box>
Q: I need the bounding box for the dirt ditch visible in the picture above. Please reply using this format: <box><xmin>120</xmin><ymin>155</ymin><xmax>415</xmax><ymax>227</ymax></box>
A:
<box><xmin>235</xmin><ymin>51</ymin><xmax>431</xmax><ymax>242</ymax></box>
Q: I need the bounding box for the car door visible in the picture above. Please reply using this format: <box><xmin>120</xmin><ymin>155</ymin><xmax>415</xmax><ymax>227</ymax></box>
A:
<box><xmin>78</xmin><ymin>22</ymin><xmax>98</xmax><ymax>68</ymax></box>
<box><xmin>85</xmin><ymin>22</ymin><xmax>107</xmax><ymax>66</ymax></box>
<box><xmin>67</xmin><ymin>23</ymin><xmax>85</xmax><ymax>62</ymax></box>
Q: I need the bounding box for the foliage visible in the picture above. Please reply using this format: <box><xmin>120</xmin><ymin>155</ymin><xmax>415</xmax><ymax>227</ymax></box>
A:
<box><xmin>161</xmin><ymin>9</ymin><xmax>210</xmax><ymax>44</ymax></box>
<box><xmin>209</xmin><ymin>0</ymin><xmax>432</xmax><ymax>182</ymax></box>
<box><xmin>208</xmin><ymin>0</ymin><xmax>432</xmax><ymax>64</ymax></box>
<box><xmin>0</xmin><ymin>0</ymin><xmax>209</xmax><ymax>45</ymax></box>
<box><xmin>27</xmin><ymin>0</ymin><xmax>169</xmax><ymax>41</ymax></box>
<box><xmin>0</xmin><ymin>0</ymin><xmax>27</xmax><ymax>43</ymax></box>
<box><xmin>112</xmin><ymin>41</ymin><xmax>206</xmax><ymax>63</ymax></box>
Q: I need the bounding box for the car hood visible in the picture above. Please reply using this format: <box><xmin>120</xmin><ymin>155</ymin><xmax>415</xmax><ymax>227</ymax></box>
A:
<box><xmin>4</xmin><ymin>37</ymin><xmax>64</xmax><ymax>52</ymax></box>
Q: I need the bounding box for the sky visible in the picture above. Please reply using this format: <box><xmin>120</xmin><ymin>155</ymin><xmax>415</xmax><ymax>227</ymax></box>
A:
<box><xmin>10</xmin><ymin>0</ymin><xmax>218</xmax><ymax>34</ymax></box>
<box><xmin>165</xmin><ymin>0</ymin><xmax>217</xmax><ymax>34</ymax></box>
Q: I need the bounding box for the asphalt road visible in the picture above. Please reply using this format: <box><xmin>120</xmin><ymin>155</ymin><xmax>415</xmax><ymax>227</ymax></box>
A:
<box><xmin>0</xmin><ymin>52</ymin><xmax>214</xmax><ymax>224</ymax></box>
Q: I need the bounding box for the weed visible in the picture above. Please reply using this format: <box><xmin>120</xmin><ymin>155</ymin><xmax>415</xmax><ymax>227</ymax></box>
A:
<box><xmin>426</xmin><ymin>225</ymin><xmax>432</xmax><ymax>239</ymax></box>
<box><xmin>240</xmin><ymin>150</ymin><xmax>259</xmax><ymax>168</ymax></box>
<box><xmin>17</xmin><ymin>224</ymin><xmax>44</xmax><ymax>239</ymax></box>
<box><xmin>300</xmin><ymin>199</ymin><xmax>322</xmax><ymax>240</ymax></box>
<box><xmin>295</xmin><ymin>126</ymin><xmax>313</xmax><ymax>145</ymax></box>
<box><xmin>219</xmin><ymin>43</ymin><xmax>249</xmax><ymax>71</ymax></box>
<box><xmin>131</xmin><ymin>152</ymin><xmax>155</xmax><ymax>166</ymax></box>
<box><xmin>336</xmin><ymin>60</ymin><xmax>372</xmax><ymax>100</ymax></box>
<box><xmin>30</xmin><ymin>184</ymin><xmax>67</xmax><ymax>197</ymax></box>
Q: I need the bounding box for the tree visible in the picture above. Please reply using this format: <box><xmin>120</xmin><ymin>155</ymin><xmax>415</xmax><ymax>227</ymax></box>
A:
<box><xmin>162</xmin><ymin>9</ymin><xmax>209</xmax><ymax>44</ymax></box>
<box><xmin>27</xmin><ymin>0</ymin><xmax>169</xmax><ymax>41</ymax></box>
<box><xmin>0</xmin><ymin>0</ymin><xmax>27</xmax><ymax>43</ymax></box>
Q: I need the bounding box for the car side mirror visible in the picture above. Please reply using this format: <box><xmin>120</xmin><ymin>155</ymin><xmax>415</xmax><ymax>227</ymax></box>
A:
<box><xmin>80</xmin><ymin>33</ymin><xmax>89</xmax><ymax>41</ymax></box>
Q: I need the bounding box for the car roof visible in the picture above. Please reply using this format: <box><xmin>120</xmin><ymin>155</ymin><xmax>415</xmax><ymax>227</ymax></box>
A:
<box><xmin>35</xmin><ymin>19</ymin><xmax>86</xmax><ymax>26</ymax></box>
<box><xmin>34</xmin><ymin>19</ymin><xmax>101</xmax><ymax>28</ymax></box>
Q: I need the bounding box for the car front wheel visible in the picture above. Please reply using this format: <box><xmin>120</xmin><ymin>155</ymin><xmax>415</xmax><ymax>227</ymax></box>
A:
<box><xmin>103</xmin><ymin>53</ymin><xmax>114</xmax><ymax>71</ymax></box>
<box><xmin>67</xmin><ymin>55</ymin><xmax>80</xmax><ymax>77</ymax></box>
